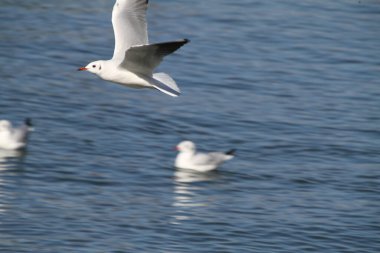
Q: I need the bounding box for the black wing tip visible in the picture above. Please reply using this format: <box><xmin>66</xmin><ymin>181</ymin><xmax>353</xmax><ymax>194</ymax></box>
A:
<box><xmin>183</xmin><ymin>38</ymin><xmax>190</xmax><ymax>44</ymax></box>
<box><xmin>24</xmin><ymin>118</ymin><xmax>33</xmax><ymax>127</ymax></box>
<box><xmin>225</xmin><ymin>149</ymin><xmax>236</xmax><ymax>156</ymax></box>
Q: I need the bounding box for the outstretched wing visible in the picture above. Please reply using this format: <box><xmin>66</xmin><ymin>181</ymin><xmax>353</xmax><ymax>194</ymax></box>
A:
<box><xmin>111</xmin><ymin>0</ymin><xmax>149</xmax><ymax>64</ymax></box>
<box><xmin>119</xmin><ymin>39</ymin><xmax>189</xmax><ymax>76</ymax></box>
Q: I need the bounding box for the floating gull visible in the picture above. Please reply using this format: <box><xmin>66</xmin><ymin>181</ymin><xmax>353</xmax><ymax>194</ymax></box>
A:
<box><xmin>0</xmin><ymin>119</ymin><xmax>33</xmax><ymax>150</ymax></box>
<box><xmin>175</xmin><ymin>140</ymin><xmax>235</xmax><ymax>172</ymax></box>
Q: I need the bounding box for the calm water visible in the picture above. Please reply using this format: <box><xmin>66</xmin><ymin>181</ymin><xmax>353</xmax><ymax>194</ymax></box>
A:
<box><xmin>0</xmin><ymin>0</ymin><xmax>379</xmax><ymax>252</ymax></box>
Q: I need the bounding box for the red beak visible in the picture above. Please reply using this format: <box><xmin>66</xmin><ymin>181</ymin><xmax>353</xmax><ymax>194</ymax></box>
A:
<box><xmin>174</xmin><ymin>146</ymin><xmax>179</xmax><ymax>151</ymax></box>
<box><xmin>78</xmin><ymin>67</ymin><xmax>87</xmax><ymax>71</ymax></box>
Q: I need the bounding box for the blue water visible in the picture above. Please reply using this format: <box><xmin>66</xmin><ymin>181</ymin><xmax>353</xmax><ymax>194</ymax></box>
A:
<box><xmin>1</xmin><ymin>0</ymin><xmax>380</xmax><ymax>252</ymax></box>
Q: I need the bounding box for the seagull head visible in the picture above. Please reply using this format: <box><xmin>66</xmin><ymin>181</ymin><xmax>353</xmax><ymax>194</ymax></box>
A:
<box><xmin>78</xmin><ymin>60</ymin><xmax>104</xmax><ymax>75</ymax></box>
<box><xmin>176</xmin><ymin>140</ymin><xmax>196</xmax><ymax>153</ymax></box>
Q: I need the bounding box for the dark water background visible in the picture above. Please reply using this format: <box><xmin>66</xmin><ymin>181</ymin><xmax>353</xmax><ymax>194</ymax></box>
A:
<box><xmin>0</xmin><ymin>0</ymin><xmax>379</xmax><ymax>252</ymax></box>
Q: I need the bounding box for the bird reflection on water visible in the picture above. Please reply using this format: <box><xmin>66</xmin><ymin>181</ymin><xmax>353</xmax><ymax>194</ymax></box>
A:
<box><xmin>0</xmin><ymin>149</ymin><xmax>26</xmax><ymax>214</ymax></box>
<box><xmin>171</xmin><ymin>168</ymin><xmax>220</xmax><ymax>224</ymax></box>
<box><xmin>0</xmin><ymin>149</ymin><xmax>25</xmax><ymax>171</ymax></box>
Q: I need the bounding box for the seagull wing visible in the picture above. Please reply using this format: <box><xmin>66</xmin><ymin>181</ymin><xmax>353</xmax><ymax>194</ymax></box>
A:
<box><xmin>193</xmin><ymin>152</ymin><xmax>231</xmax><ymax>166</ymax></box>
<box><xmin>119</xmin><ymin>39</ymin><xmax>189</xmax><ymax>76</ymax></box>
<box><xmin>11</xmin><ymin>125</ymin><xmax>29</xmax><ymax>143</ymax></box>
<box><xmin>111</xmin><ymin>0</ymin><xmax>149</xmax><ymax>64</ymax></box>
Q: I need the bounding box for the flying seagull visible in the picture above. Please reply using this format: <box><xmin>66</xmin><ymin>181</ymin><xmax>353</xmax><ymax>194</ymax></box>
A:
<box><xmin>78</xmin><ymin>0</ymin><xmax>189</xmax><ymax>97</ymax></box>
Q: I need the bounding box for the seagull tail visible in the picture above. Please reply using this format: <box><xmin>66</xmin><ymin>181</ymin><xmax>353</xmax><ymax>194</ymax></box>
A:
<box><xmin>24</xmin><ymin>118</ymin><xmax>35</xmax><ymax>131</ymax></box>
<box><xmin>151</xmin><ymin>72</ymin><xmax>181</xmax><ymax>97</ymax></box>
<box><xmin>225</xmin><ymin>149</ymin><xmax>236</xmax><ymax>157</ymax></box>
<box><xmin>24</xmin><ymin>118</ymin><xmax>33</xmax><ymax>127</ymax></box>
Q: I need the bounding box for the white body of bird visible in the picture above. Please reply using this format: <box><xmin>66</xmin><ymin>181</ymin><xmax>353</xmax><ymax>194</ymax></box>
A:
<box><xmin>78</xmin><ymin>0</ymin><xmax>189</xmax><ymax>97</ymax></box>
<box><xmin>175</xmin><ymin>141</ymin><xmax>235</xmax><ymax>172</ymax></box>
<box><xmin>0</xmin><ymin>119</ymin><xmax>33</xmax><ymax>150</ymax></box>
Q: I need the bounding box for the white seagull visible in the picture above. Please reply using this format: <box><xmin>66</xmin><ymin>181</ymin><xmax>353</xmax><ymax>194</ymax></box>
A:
<box><xmin>175</xmin><ymin>141</ymin><xmax>235</xmax><ymax>172</ymax></box>
<box><xmin>0</xmin><ymin>119</ymin><xmax>33</xmax><ymax>150</ymax></box>
<box><xmin>78</xmin><ymin>0</ymin><xmax>189</xmax><ymax>97</ymax></box>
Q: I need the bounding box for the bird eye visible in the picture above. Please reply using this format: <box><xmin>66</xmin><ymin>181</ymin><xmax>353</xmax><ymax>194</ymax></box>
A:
<box><xmin>92</xmin><ymin>65</ymin><xmax>96</xmax><ymax>68</ymax></box>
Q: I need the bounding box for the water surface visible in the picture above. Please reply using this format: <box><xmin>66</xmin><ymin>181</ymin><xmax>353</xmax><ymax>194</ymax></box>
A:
<box><xmin>0</xmin><ymin>0</ymin><xmax>379</xmax><ymax>252</ymax></box>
